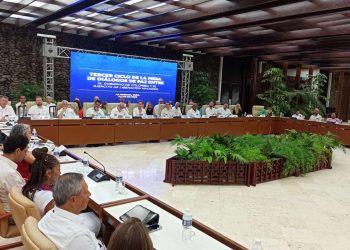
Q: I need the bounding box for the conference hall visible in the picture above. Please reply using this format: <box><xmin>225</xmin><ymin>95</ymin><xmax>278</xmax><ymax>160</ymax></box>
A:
<box><xmin>0</xmin><ymin>0</ymin><xmax>350</xmax><ymax>249</ymax></box>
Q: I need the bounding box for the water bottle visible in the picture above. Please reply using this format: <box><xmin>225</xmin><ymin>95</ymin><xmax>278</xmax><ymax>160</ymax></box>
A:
<box><xmin>115</xmin><ymin>169</ymin><xmax>125</xmax><ymax>194</ymax></box>
<box><xmin>182</xmin><ymin>208</ymin><xmax>192</xmax><ymax>229</ymax></box>
<box><xmin>250</xmin><ymin>239</ymin><xmax>263</xmax><ymax>250</ymax></box>
<box><xmin>82</xmin><ymin>153</ymin><xmax>89</xmax><ymax>174</ymax></box>
<box><xmin>244</xmin><ymin>112</ymin><xmax>247</xmax><ymax>117</ymax></box>
<box><xmin>32</xmin><ymin>128</ymin><xmax>37</xmax><ymax>139</ymax></box>
<box><xmin>53</xmin><ymin>147</ymin><xmax>60</xmax><ymax>159</ymax></box>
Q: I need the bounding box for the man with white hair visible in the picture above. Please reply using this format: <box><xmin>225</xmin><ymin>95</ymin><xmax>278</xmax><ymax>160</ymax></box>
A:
<box><xmin>57</xmin><ymin>100</ymin><xmax>77</xmax><ymax>119</ymax></box>
<box><xmin>110</xmin><ymin>102</ymin><xmax>129</xmax><ymax>118</ymax></box>
<box><xmin>309</xmin><ymin>108</ymin><xmax>322</xmax><ymax>122</ymax></box>
<box><xmin>0</xmin><ymin>96</ymin><xmax>16</xmax><ymax>121</ymax></box>
<box><xmin>153</xmin><ymin>98</ymin><xmax>164</xmax><ymax>117</ymax></box>
<box><xmin>172</xmin><ymin>102</ymin><xmax>182</xmax><ymax>117</ymax></box>
<box><xmin>39</xmin><ymin>173</ymin><xmax>105</xmax><ymax>250</ymax></box>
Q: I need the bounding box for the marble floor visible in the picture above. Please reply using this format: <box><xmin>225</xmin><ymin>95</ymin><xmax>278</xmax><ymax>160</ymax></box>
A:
<box><xmin>2</xmin><ymin>142</ymin><xmax>349</xmax><ymax>250</ymax></box>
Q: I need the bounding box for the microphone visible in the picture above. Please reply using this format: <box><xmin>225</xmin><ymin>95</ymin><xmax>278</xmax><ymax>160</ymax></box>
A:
<box><xmin>83</xmin><ymin>151</ymin><xmax>110</xmax><ymax>182</ymax></box>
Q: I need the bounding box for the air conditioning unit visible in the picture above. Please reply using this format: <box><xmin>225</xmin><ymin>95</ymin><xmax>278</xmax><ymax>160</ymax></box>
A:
<box><xmin>43</xmin><ymin>44</ymin><xmax>57</xmax><ymax>57</ymax></box>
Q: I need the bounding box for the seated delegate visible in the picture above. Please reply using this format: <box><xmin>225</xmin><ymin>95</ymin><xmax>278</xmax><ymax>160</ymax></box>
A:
<box><xmin>0</xmin><ymin>134</ymin><xmax>28</xmax><ymax>213</ymax></box>
<box><xmin>187</xmin><ymin>103</ymin><xmax>201</xmax><ymax>118</ymax></box>
<box><xmin>57</xmin><ymin>100</ymin><xmax>77</xmax><ymax>119</ymax></box>
<box><xmin>28</xmin><ymin>96</ymin><xmax>50</xmax><ymax>118</ymax></box>
<box><xmin>133</xmin><ymin>101</ymin><xmax>146</xmax><ymax>117</ymax></box>
<box><xmin>39</xmin><ymin>173</ymin><xmax>106</xmax><ymax>250</ymax></box>
<box><xmin>110</xmin><ymin>103</ymin><xmax>129</xmax><ymax>118</ymax></box>
<box><xmin>309</xmin><ymin>108</ymin><xmax>322</xmax><ymax>122</ymax></box>
<box><xmin>22</xmin><ymin>148</ymin><xmax>101</xmax><ymax>234</ymax></box>
<box><xmin>108</xmin><ymin>217</ymin><xmax>154</xmax><ymax>250</ymax></box>
<box><xmin>161</xmin><ymin>102</ymin><xmax>174</xmax><ymax>118</ymax></box>
<box><xmin>86</xmin><ymin>100</ymin><xmax>105</xmax><ymax>118</ymax></box>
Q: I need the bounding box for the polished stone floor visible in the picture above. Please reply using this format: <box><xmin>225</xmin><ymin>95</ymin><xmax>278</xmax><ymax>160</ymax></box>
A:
<box><xmin>2</xmin><ymin>142</ymin><xmax>349</xmax><ymax>250</ymax></box>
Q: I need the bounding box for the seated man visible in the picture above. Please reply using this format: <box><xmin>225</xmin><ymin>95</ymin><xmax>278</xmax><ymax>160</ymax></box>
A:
<box><xmin>86</xmin><ymin>100</ymin><xmax>105</xmax><ymax>118</ymax></box>
<box><xmin>0</xmin><ymin>134</ymin><xmax>28</xmax><ymax>212</ymax></box>
<box><xmin>205</xmin><ymin>101</ymin><xmax>217</xmax><ymax>117</ymax></box>
<box><xmin>39</xmin><ymin>173</ymin><xmax>106</xmax><ymax>250</ymax></box>
<box><xmin>161</xmin><ymin>102</ymin><xmax>174</xmax><ymax>118</ymax></box>
<box><xmin>153</xmin><ymin>98</ymin><xmax>164</xmax><ymax>118</ymax></box>
<box><xmin>28</xmin><ymin>96</ymin><xmax>50</xmax><ymax>118</ymax></box>
<box><xmin>259</xmin><ymin>107</ymin><xmax>273</xmax><ymax>117</ymax></box>
<box><xmin>133</xmin><ymin>101</ymin><xmax>146</xmax><ymax>117</ymax></box>
<box><xmin>0</xmin><ymin>95</ymin><xmax>16</xmax><ymax>121</ymax></box>
<box><xmin>16</xmin><ymin>95</ymin><xmax>27</xmax><ymax>116</ymax></box>
<box><xmin>57</xmin><ymin>100</ymin><xmax>77</xmax><ymax>119</ymax></box>
<box><xmin>186</xmin><ymin>103</ymin><xmax>201</xmax><ymax>118</ymax></box>
<box><xmin>309</xmin><ymin>108</ymin><xmax>322</xmax><ymax>122</ymax></box>
<box><xmin>326</xmin><ymin>113</ymin><xmax>342</xmax><ymax>124</ymax></box>
<box><xmin>292</xmin><ymin>110</ymin><xmax>304</xmax><ymax>120</ymax></box>
<box><xmin>172</xmin><ymin>102</ymin><xmax>182</xmax><ymax>117</ymax></box>
<box><xmin>110</xmin><ymin>103</ymin><xmax>129</xmax><ymax>118</ymax></box>
<box><xmin>217</xmin><ymin>103</ymin><xmax>232</xmax><ymax>116</ymax></box>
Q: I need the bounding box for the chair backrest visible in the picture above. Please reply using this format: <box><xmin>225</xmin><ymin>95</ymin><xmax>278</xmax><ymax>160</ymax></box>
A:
<box><xmin>252</xmin><ymin>105</ymin><xmax>265</xmax><ymax>116</ymax></box>
<box><xmin>229</xmin><ymin>105</ymin><xmax>236</xmax><ymax>114</ymax></box>
<box><xmin>202</xmin><ymin>105</ymin><xmax>209</xmax><ymax>115</ymax></box>
<box><xmin>127</xmin><ymin>103</ymin><xmax>137</xmax><ymax>115</ymax></box>
<box><xmin>0</xmin><ymin>200</ymin><xmax>19</xmax><ymax>238</ymax></box>
<box><xmin>185</xmin><ymin>105</ymin><xmax>192</xmax><ymax>114</ymax></box>
<box><xmin>108</xmin><ymin>103</ymin><xmax>119</xmax><ymax>114</ymax></box>
<box><xmin>8</xmin><ymin>187</ymin><xmax>41</xmax><ymax>235</ymax></box>
<box><xmin>83</xmin><ymin>102</ymin><xmax>94</xmax><ymax>115</ymax></box>
<box><xmin>22</xmin><ymin>216</ymin><xmax>57</xmax><ymax>250</ymax></box>
<box><xmin>56</xmin><ymin>102</ymin><xmax>79</xmax><ymax>114</ymax></box>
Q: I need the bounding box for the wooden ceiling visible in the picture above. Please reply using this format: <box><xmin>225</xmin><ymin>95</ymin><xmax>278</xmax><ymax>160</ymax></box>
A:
<box><xmin>1</xmin><ymin>0</ymin><xmax>350</xmax><ymax>68</ymax></box>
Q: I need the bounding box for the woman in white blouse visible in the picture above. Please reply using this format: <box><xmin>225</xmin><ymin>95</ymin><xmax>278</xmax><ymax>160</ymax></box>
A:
<box><xmin>22</xmin><ymin>148</ymin><xmax>100</xmax><ymax>235</ymax></box>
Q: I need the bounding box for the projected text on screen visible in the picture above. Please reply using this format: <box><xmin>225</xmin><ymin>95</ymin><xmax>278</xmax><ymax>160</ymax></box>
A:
<box><xmin>70</xmin><ymin>52</ymin><xmax>177</xmax><ymax>104</ymax></box>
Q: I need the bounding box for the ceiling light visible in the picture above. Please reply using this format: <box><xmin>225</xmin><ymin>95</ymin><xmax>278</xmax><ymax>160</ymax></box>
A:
<box><xmin>91</xmin><ymin>21</ymin><xmax>100</xmax><ymax>25</ymax></box>
<box><xmin>3</xmin><ymin>0</ymin><xmax>22</xmax><ymax>3</ymax></box>
<box><xmin>147</xmin><ymin>3</ymin><xmax>166</xmax><ymax>9</ymax></box>
<box><xmin>72</xmin><ymin>18</ymin><xmax>82</xmax><ymax>22</ymax></box>
<box><xmin>124</xmin><ymin>10</ymin><xmax>139</xmax><ymax>16</ymax></box>
<box><xmin>106</xmin><ymin>16</ymin><xmax>118</xmax><ymax>21</ymax></box>
<box><xmin>124</xmin><ymin>0</ymin><xmax>142</xmax><ymax>5</ymax></box>
<box><xmin>9</xmin><ymin>14</ymin><xmax>35</xmax><ymax>20</ymax></box>
<box><xmin>60</xmin><ymin>23</ymin><xmax>68</xmax><ymax>26</ymax></box>
<box><xmin>87</xmin><ymin>13</ymin><xmax>99</xmax><ymax>17</ymax></box>
<box><xmin>29</xmin><ymin>1</ymin><xmax>46</xmax><ymax>7</ymax></box>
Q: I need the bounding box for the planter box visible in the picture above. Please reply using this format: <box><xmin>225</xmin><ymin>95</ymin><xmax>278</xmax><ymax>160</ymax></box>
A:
<box><xmin>164</xmin><ymin>158</ymin><xmax>250</xmax><ymax>186</ymax></box>
<box><xmin>165</xmin><ymin>153</ymin><xmax>332</xmax><ymax>187</ymax></box>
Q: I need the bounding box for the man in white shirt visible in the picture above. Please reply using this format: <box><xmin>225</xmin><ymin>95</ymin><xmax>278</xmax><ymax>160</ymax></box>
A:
<box><xmin>205</xmin><ymin>101</ymin><xmax>217</xmax><ymax>117</ymax></box>
<box><xmin>133</xmin><ymin>101</ymin><xmax>146</xmax><ymax>117</ymax></box>
<box><xmin>39</xmin><ymin>173</ymin><xmax>106</xmax><ymax>250</ymax></box>
<box><xmin>217</xmin><ymin>103</ymin><xmax>232</xmax><ymax>116</ymax></box>
<box><xmin>153</xmin><ymin>98</ymin><xmax>164</xmax><ymax>117</ymax></box>
<box><xmin>110</xmin><ymin>103</ymin><xmax>129</xmax><ymax>118</ymax></box>
<box><xmin>0</xmin><ymin>96</ymin><xmax>16</xmax><ymax>121</ymax></box>
<box><xmin>172</xmin><ymin>102</ymin><xmax>182</xmax><ymax>117</ymax></box>
<box><xmin>292</xmin><ymin>110</ymin><xmax>304</xmax><ymax>120</ymax></box>
<box><xmin>0</xmin><ymin>134</ymin><xmax>28</xmax><ymax>212</ymax></box>
<box><xmin>161</xmin><ymin>102</ymin><xmax>174</xmax><ymax>118</ymax></box>
<box><xmin>187</xmin><ymin>103</ymin><xmax>201</xmax><ymax>118</ymax></box>
<box><xmin>57</xmin><ymin>100</ymin><xmax>77</xmax><ymax>119</ymax></box>
<box><xmin>309</xmin><ymin>108</ymin><xmax>322</xmax><ymax>122</ymax></box>
<box><xmin>86</xmin><ymin>100</ymin><xmax>105</xmax><ymax>118</ymax></box>
<box><xmin>28</xmin><ymin>96</ymin><xmax>50</xmax><ymax>118</ymax></box>
<box><xmin>326</xmin><ymin>112</ymin><xmax>342</xmax><ymax>124</ymax></box>
<box><xmin>15</xmin><ymin>95</ymin><xmax>27</xmax><ymax>115</ymax></box>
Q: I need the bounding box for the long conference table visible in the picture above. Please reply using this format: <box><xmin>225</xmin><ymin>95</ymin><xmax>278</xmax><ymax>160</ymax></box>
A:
<box><xmin>20</xmin><ymin>117</ymin><xmax>350</xmax><ymax>146</ymax></box>
<box><xmin>59</xmin><ymin>158</ymin><xmax>245</xmax><ymax>250</ymax></box>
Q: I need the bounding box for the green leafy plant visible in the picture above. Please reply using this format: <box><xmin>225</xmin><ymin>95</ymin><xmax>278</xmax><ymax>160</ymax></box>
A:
<box><xmin>189</xmin><ymin>71</ymin><xmax>216</xmax><ymax>106</ymax></box>
<box><xmin>14</xmin><ymin>82</ymin><xmax>43</xmax><ymax>101</ymax></box>
<box><xmin>172</xmin><ymin>132</ymin><xmax>344</xmax><ymax>176</ymax></box>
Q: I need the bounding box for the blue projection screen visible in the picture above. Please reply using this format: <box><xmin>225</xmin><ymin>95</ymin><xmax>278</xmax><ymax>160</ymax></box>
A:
<box><xmin>70</xmin><ymin>52</ymin><xmax>177</xmax><ymax>104</ymax></box>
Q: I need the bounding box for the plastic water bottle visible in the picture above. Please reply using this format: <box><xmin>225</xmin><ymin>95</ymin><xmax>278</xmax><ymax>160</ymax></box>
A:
<box><xmin>244</xmin><ymin>112</ymin><xmax>247</xmax><ymax>117</ymax></box>
<box><xmin>53</xmin><ymin>148</ymin><xmax>60</xmax><ymax>159</ymax></box>
<box><xmin>82</xmin><ymin>153</ymin><xmax>89</xmax><ymax>174</ymax></box>
<box><xmin>32</xmin><ymin>128</ymin><xmax>37</xmax><ymax>138</ymax></box>
<box><xmin>182</xmin><ymin>208</ymin><xmax>192</xmax><ymax>229</ymax></box>
<box><xmin>250</xmin><ymin>239</ymin><xmax>263</xmax><ymax>250</ymax></box>
<box><xmin>115</xmin><ymin>169</ymin><xmax>124</xmax><ymax>194</ymax></box>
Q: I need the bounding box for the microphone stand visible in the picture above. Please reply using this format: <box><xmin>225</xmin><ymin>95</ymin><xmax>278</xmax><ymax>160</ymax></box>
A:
<box><xmin>83</xmin><ymin>151</ymin><xmax>110</xmax><ymax>182</ymax></box>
